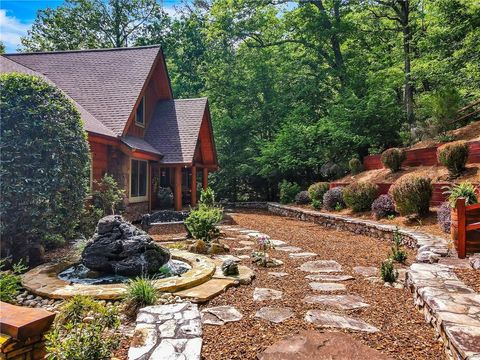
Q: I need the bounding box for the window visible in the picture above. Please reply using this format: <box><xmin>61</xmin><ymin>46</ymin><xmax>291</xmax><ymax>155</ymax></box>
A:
<box><xmin>135</xmin><ymin>96</ymin><xmax>145</xmax><ymax>126</ymax></box>
<box><xmin>130</xmin><ymin>159</ymin><xmax>148</xmax><ymax>200</ymax></box>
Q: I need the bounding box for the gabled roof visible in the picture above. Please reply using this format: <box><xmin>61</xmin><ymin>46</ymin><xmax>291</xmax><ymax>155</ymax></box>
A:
<box><xmin>3</xmin><ymin>46</ymin><xmax>164</xmax><ymax>136</ymax></box>
<box><xmin>145</xmin><ymin>98</ymin><xmax>209</xmax><ymax>164</ymax></box>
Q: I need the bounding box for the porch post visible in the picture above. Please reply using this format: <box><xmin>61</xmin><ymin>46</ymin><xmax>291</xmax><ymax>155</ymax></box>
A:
<box><xmin>202</xmin><ymin>167</ymin><xmax>208</xmax><ymax>190</ymax></box>
<box><xmin>191</xmin><ymin>165</ymin><xmax>197</xmax><ymax>207</ymax></box>
<box><xmin>174</xmin><ymin>166</ymin><xmax>182</xmax><ymax>211</ymax></box>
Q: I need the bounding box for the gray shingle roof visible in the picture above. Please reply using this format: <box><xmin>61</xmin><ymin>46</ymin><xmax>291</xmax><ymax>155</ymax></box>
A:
<box><xmin>4</xmin><ymin>46</ymin><xmax>162</xmax><ymax>136</ymax></box>
<box><xmin>121</xmin><ymin>135</ymin><xmax>163</xmax><ymax>156</ymax></box>
<box><xmin>145</xmin><ymin>99</ymin><xmax>208</xmax><ymax>164</ymax></box>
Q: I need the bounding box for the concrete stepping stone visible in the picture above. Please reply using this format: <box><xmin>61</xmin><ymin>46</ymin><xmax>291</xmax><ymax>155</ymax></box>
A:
<box><xmin>276</xmin><ymin>246</ymin><xmax>302</xmax><ymax>252</ymax></box>
<box><xmin>239</xmin><ymin>240</ymin><xmax>255</xmax><ymax>246</ymax></box>
<box><xmin>253</xmin><ymin>288</ymin><xmax>283</xmax><ymax>301</ymax></box>
<box><xmin>309</xmin><ymin>282</ymin><xmax>346</xmax><ymax>292</ymax></box>
<box><xmin>258</xmin><ymin>331</ymin><xmax>392</xmax><ymax>360</ymax></box>
<box><xmin>305</xmin><ymin>274</ymin><xmax>354</xmax><ymax>282</ymax></box>
<box><xmin>289</xmin><ymin>252</ymin><xmax>317</xmax><ymax>259</ymax></box>
<box><xmin>201</xmin><ymin>306</ymin><xmax>242</xmax><ymax>326</ymax></box>
<box><xmin>233</xmin><ymin>246</ymin><xmax>252</xmax><ymax>251</ymax></box>
<box><xmin>303</xmin><ymin>295</ymin><xmax>370</xmax><ymax>310</ymax></box>
<box><xmin>237</xmin><ymin>255</ymin><xmax>250</xmax><ymax>260</ymax></box>
<box><xmin>353</xmin><ymin>266</ymin><xmax>378</xmax><ymax>277</ymax></box>
<box><xmin>239</xmin><ymin>229</ymin><xmax>258</xmax><ymax>234</ymax></box>
<box><xmin>270</xmin><ymin>239</ymin><xmax>287</xmax><ymax>247</ymax></box>
<box><xmin>299</xmin><ymin>260</ymin><xmax>342</xmax><ymax>273</ymax></box>
<box><xmin>255</xmin><ymin>307</ymin><xmax>294</xmax><ymax>324</ymax></box>
<box><xmin>305</xmin><ymin>310</ymin><xmax>379</xmax><ymax>333</ymax></box>
<box><xmin>268</xmin><ymin>272</ymin><xmax>289</xmax><ymax>278</ymax></box>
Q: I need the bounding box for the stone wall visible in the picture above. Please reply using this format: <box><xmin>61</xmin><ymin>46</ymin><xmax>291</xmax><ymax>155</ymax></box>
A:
<box><xmin>223</xmin><ymin>202</ymin><xmax>269</xmax><ymax>210</ymax></box>
<box><xmin>124</xmin><ymin>201</ymin><xmax>149</xmax><ymax>222</ymax></box>
<box><xmin>0</xmin><ymin>335</ymin><xmax>46</xmax><ymax>360</ymax></box>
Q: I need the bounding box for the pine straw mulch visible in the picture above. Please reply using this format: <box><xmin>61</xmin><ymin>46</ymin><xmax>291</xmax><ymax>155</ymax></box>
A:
<box><xmin>454</xmin><ymin>268</ymin><xmax>480</xmax><ymax>293</ymax></box>
<box><xmin>200</xmin><ymin>210</ymin><xmax>444</xmax><ymax>360</ymax></box>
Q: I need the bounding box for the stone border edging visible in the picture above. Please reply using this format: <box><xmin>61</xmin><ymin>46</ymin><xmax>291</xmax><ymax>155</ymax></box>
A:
<box><xmin>264</xmin><ymin>203</ymin><xmax>479</xmax><ymax>360</ymax></box>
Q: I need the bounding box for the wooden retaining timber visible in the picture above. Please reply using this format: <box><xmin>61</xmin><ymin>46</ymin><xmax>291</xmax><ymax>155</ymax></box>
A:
<box><xmin>454</xmin><ymin>198</ymin><xmax>480</xmax><ymax>258</ymax></box>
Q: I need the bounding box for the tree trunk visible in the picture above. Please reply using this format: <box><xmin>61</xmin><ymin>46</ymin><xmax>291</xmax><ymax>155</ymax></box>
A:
<box><xmin>401</xmin><ymin>0</ymin><xmax>414</xmax><ymax>123</ymax></box>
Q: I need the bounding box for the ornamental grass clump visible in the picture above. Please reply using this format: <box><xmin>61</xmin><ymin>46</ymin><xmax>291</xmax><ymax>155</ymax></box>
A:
<box><xmin>371</xmin><ymin>194</ymin><xmax>396</xmax><ymax>219</ymax></box>
<box><xmin>443</xmin><ymin>181</ymin><xmax>478</xmax><ymax>208</ymax></box>
<box><xmin>308</xmin><ymin>182</ymin><xmax>329</xmax><ymax>205</ymax></box>
<box><xmin>348</xmin><ymin>158</ymin><xmax>363</xmax><ymax>175</ymax></box>
<box><xmin>342</xmin><ymin>182</ymin><xmax>378</xmax><ymax>212</ymax></box>
<box><xmin>322</xmin><ymin>187</ymin><xmax>345</xmax><ymax>211</ymax></box>
<box><xmin>381</xmin><ymin>148</ymin><xmax>406</xmax><ymax>172</ymax></box>
<box><xmin>381</xmin><ymin>259</ymin><xmax>398</xmax><ymax>283</ymax></box>
<box><xmin>295</xmin><ymin>190</ymin><xmax>311</xmax><ymax>205</ymax></box>
<box><xmin>124</xmin><ymin>277</ymin><xmax>157</xmax><ymax>311</ymax></box>
<box><xmin>437</xmin><ymin>140</ymin><xmax>469</xmax><ymax>178</ymax></box>
<box><xmin>437</xmin><ymin>202</ymin><xmax>451</xmax><ymax>233</ymax></box>
<box><xmin>390</xmin><ymin>228</ymin><xmax>407</xmax><ymax>264</ymax></box>
<box><xmin>390</xmin><ymin>175</ymin><xmax>432</xmax><ymax>216</ymax></box>
<box><xmin>279</xmin><ymin>180</ymin><xmax>301</xmax><ymax>204</ymax></box>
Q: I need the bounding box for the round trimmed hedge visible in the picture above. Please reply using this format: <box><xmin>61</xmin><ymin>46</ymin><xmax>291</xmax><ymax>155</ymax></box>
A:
<box><xmin>437</xmin><ymin>140</ymin><xmax>469</xmax><ymax>178</ymax></box>
<box><xmin>0</xmin><ymin>73</ymin><xmax>90</xmax><ymax>262</ymax></box>
<box><xmin>343</xmin><ymin>182</ymin><xmax>378</xmax><ymax>212</ymax></box>
<box><xmin>381</xmin><ymin>148</ymin><xmax>406</xmax><ymax>172</ymax></box>
<box><xmin>389</xmin><ymin>175</ymin><xmax>432</xmax><ymax>217</ymax></box>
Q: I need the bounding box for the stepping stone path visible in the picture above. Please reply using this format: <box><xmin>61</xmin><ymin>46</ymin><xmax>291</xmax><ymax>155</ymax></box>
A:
<box><xmin>255</xmin><ymin>307</ymin><xmax>294</xmax><ymax>324</ymax></box>
<box><xmin>289</xmin><ymin>252</ymin><xmax>317</xmax><ymax>259</ymax></box>
<box><xmin>353</xmin><ymin>266</ymin><xmax>378</xmax><ymax>277</ymax></box>
<box><xmin>128</xmin><ymin>302</ymin><xmax>202</xmax><ymax>360</ymax></box>
<box><xmin>309</xmin><ymin>282</ymin><xmax>346</xmax><ymax>292</ymax></box>
<box><xmin>276</xmin><ymin>246</ymin><xmax>303</xmax><ymax>252</ymax></box>
<box><xmin>303</xmin><ymin>295</ymin><xmax>370</xmax><ymax>310</ymax></box>
<box><xmin>201</xmin><ymin>306</ymin><xmax>242</xmax><ymax>326</ymax></box>
<box><xmin>239</xmin><ymin>240</ymin><xmax>255</xmax><ymax>246</ymax></box>
<box><xmin>305</xmin><ymin>310</ymin><xmax>379</xmax><ymax>333</ymax></box>
<box><xmin>268</xmin><ymin>272</ymin><xmax>289</xmax><ymax>278</ymax></box>
<box><xmin>233</xmin><ymin>246</ymin><xmax>252</xmax><ymax>251</ymax></box>
<box><xmin>253</xmin><ymin>288</ymin><xmax>283</xmax><ymax>301</ymax></box>
<box><xmin>305</xmin><ymin>274</ymin><xmax>354</xmax><ymax>282</ymax></box>
<box><xmin>299</xmin><ymin>260</ymin><xmax>342</xmax><ymax>273</ymax></box>
<box><xmin>269</xmin><ymin>239</ymin><xmax>287</xmax><ymax>247</ymax></box>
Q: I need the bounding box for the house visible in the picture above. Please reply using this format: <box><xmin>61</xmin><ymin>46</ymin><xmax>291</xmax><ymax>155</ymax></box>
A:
<box><xmin>0</xmin><ymin>46</ymin><xmax>218</xmax><ymax>219</ymax></box>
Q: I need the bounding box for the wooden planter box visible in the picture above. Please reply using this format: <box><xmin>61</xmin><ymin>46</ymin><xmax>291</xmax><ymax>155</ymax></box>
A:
<box><xmin>451</xmin><ymin>203</ymin><xmax>480</xmax><ymax>257</ymax></box>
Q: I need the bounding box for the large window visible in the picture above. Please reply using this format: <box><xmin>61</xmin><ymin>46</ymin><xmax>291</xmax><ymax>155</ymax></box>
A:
<box><xmin>130</xmin><ymin>159</ymin><xmax>148</xmax><ymax>200</ymax></box>
<box><xmin>135</xmin><ymin>96</ymin><xmax>145</xmax><ymax>126</ymax></box>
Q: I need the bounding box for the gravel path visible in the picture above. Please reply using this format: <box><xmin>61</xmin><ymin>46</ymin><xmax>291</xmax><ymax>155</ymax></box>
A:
<box><xmin>200</xmin><ymin>210</ymin><xmax>444</xmax><ymax>360</ymax></box>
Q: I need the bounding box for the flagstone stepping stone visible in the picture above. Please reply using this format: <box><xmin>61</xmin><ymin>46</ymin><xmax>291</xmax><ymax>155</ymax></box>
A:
<box><xmin>239</xmin><ymin>240</ymin><xmax>255</xmax><ymax>246</ymax></box>
<box><xmin>309</xmin><ymin>282</ymin><xmax>346</xmax><ymax>292</ymax></box>
<box><xmin>305</xmin><ymin>310</ymin><xmax>379</xmax><ymax>333</ymax></box>
<box><xmin>223</xmin><ymin>237</ymin><xmax>237</xmax><ymax>241</ymax></box>
<box><xmin>258</xmin><ymin>331</ymin><xmax>392</xmax><ymax>360</ymax></box>
<box><xmin>289</xmin><ymin>252</ymin><xmax>317</xmax><ymax>259</ymax></box>
<box><xmin>270</xmin><ymin>239</ymin><xmax>287</xmax><ymax>247</ymax></box>
<box><xmin>268</xmin><ymin>272</ymin><xmax>289</xmax><ymax>278</ymax></box>
<box><xmin>233</xmin><ymin>246</ymin><xmax>252</xmax><ymax>251</ymax></box>
<box><xmin>248</xmin><ymin>232</ymin><xmax>263</xmax><ymax>237</ymax></box>
<box><xmin>237</xmin><ymin>255</ymin><xmax>250</xmax><ymax>260</ymax></box>
<box><xmin>255</xmin><ymin>307</ymin><xmax>294</xmax><ymax>324</ymax></box>
<box><xmin>299</xmin><ymin>260</ymin><xmax>342</xmax><ymax>273</ymax></box>
<box><xmin>276</xmin><ymin>246</ymin><xmax>302</xmax><ymax>252</ymax></box>
<box><xmin>353</xmin><ymin>266</ymin><xmax>378</xmax><ymax>277</ymax></box>
<box><xmin>201</xmin><ymin>306</ymin><xmax>242</xmax><ymax>326</ymax></box>
<box><xmin>239</xmin><ymin>230</ymin><xmax>258</xmax><ymax>234</ymax></box>
<box><xmin>253</xmin><ymin>288</ymin><xmax>283</xmax><ymax>301</ymax></box>
<box><xmin>214</xmin><ymin>255</ymin><xmax>241</xmax><ymax>263</ymax></box>
<box><xmin>305</xmin><ymin>274</ymin><xmax>354</xmax><ymax>282</ymax></box>
<box><xmin>303</xmin><ymin>295</ymin><xmax>370</xmax><ymax>310</ymax></box>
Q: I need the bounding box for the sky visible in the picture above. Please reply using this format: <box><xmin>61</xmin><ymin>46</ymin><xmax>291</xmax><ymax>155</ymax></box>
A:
<box><xmin>0</xmin><ymin>0</ymin><xmax>183</xmax><ymax>53</ymax></box>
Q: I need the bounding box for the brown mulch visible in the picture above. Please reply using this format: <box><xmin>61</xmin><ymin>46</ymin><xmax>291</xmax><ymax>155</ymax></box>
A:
<box><xmin>454</xmin><ymin>268</ymin><xmax>480</xmax><ymax>293</ymax></box>
<box><xmin>201</xmin><ymin>210</ymin><xmax>444</xmax><ymax>360</ymax></box>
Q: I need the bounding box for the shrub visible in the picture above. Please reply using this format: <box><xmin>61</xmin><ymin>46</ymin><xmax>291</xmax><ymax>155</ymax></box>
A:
<box><xmin>320</xmin><ymin>163</ymin><xmax>344</xmax><ymax>180</ymax></box>
<box><xmin>184</xmin><ymin>205</ymin><xmax>223</xmax><ymax>242</ymax></box>
<box><xmin>342</xmin><ymin>182</ymin><xmax>378</xmax><ymax>212</ymax></box>
<box><xmin>157</xmin><ymin>187</ymin><xmax>173</xmax><ymax>208</ymax></box>
<box><xmin>381</xmin><ymin>259</ymin><xmax>398</xmax><ymax>283</ymax></box>
<box><xmin>0</xmin><ymin>259</ymin><xmax>27</xmax><ymax>303</ymax></box>
<box><xmin>437</xmin><ymin>141</ymin><xmax>469</xmax><ymax>178</ymax></box>
<box><xmin>279</xmin><ymin>180</ymin><xmax>301</xmax><ymax>204</ymax></box>
<box><xmin>390</xmin><ymin>175</ymin><xmax>432</xmax><ymax>216</ymax></box>
<box><xmin>322</xmin><ymin>187</ymin><xmax>345</xmax><ymax>211</ymax></box>
<box><xmin>437</xmin><ymin>202</ymin><xmax>451</xmax><ymax>233</ymax></box>
<box><xmin>295</xmin><ymin>191</ymin><xmax>311</xmax><ymax>205</ymax></box>
<box><xmin>381</xmin><ymin>148</ymin><xmax>406</xmax><ymax>172</ymax></box>
<box><xmin>77</xmin><ymin>205</ymin><xmax>105</xmax><ymax>239</ymax></box>
<box><xmin>0</xmin><ymin>74</ymin><xmax>90</xmax><ymax>262</ymax></box>
<box><xmin>371</xmin><ymin>194</ymin><xmax>396</xmax><ymax>219</ymax></box>
<box><xmin>46</xmin><ymin>296</ymin><xmax>120</xmax><ymax>360</ymax></box>
<box><xmin>443</xmin><ymin>181</ymin><xmax>478</xmax><ymax>208</ymax></box>
<box><xmin>93</xmin><ymin>174</ymin><xmax>125</xmax><ymax>215</ymax></box>
<box><xmin>348</xmin><ymin>158</ymin><xmax>363</xmax><ymax>175</ymax></box>
<box><xmin>312</xmin><ymin>199</ymin><xmax>321</xmax><ymax>210</ymax></box>
<box><xmin>308</xmin><ymin>182</ymin><xmax>330</xmax><ymax>203</ymax></box>
<box><xmin>124</xmin><ymin>277</ymin><xmax>157</xmax><ymax>310</ymax></box>
<box><xmin>390</xmin><ymin>229</ymin><xmax>407</xmax><ymax>263</ymax></box>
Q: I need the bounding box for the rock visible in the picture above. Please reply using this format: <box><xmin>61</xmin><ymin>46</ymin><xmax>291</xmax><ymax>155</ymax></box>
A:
<box><xmin>470</xmin><ymin>254</ymin><xmax>480</xmax><ymax>270</ymax></box>
<box><xmin>289</xmin><ymin>252</ymin><xmax>317</xmax><ymax>259</ymax></box>
<box><xmin>353</xmin><ymin>266</ymin><xmax>378</xmax><ymax>277</ymax></box>
<box><xmin>305</xmin><ymin>310</ymin><xmax>379</xmax><ymax>333</ymax></box>
<box><xmin>416</xmin><ymin>251</ymin><xmax>440</xmax><ymax>263</ymax></box>
<box><xmin>268</xmin><ymin>272</ymin><xmax>289</xmax><ymax>278</ymax></box>
<box><xmin>208</xmin><ymin>242</ymin><xmax>229</xmax><ymax>255</ymax></box>
<box><xmin>275</xmin><ymin>246</ymin><xmax>302</xmax><ymax>252</ymax></box>
<box><xmin>309</xmin><ymin>282</ymin><xmax>346</xmax><ymax>292</ymax></box>
<box><xmin>258</xmin><ymin>331</ymin><xmax>392</xmax><ymax>360</ymax></box>
<box><xmin>82</xmin><ymin>215</ymin><xmax>170</xmax><ymax>277</ymax></box>
<box><xmin>221</xmin><ymin>259</ymin><xmax>239</xmax><ymax>276</ymax></box>
<box><xmin>305</xmin><ymin>274</ymin><xmax>354</xmax><ymax>282</ymax></box>
<box><xmin>269</xmin><ymin>239</ymin><xmax>287</xmax><ymax>247</ymax></box>
<box><xmin>299</xmin><ymin>260</ymin><xmax>342</xmax><ymax>273</ymax></box>
<box><xmin>255</xmin><ymin>307</ymin><xmax>294</xmax><ymax>324</ymax></box>
<box><xmin>303</xmin><ymin>295</ymin><xmax>370</xmax><ymax>310</ymax></box>
<box><xmin>188</xmin><ymin>240</ymin><xmax>208</xmax><ymax>254</ymax></box>
<box><xmin>253</xmin><ymin>288</ymin><xmax>283</xmax><ymax>301</ymax></box>
<box><xmin>201</xmin><ymin>306</ymin><xmax>242</xmax><ymax>325</ymax></box>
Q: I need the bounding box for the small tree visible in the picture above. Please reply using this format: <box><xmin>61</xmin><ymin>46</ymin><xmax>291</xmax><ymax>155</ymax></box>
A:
<box><xmin>92</xmin><ymin>174</ymin><xmax>125</xmax><ymax>215</ymax></box>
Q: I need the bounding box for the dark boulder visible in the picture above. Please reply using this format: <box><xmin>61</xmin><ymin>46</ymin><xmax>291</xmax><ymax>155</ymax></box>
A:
<box><xmin>82</xmin><ymin>215</ymin><xmax>170</xmax><ymax>276</ymax></box>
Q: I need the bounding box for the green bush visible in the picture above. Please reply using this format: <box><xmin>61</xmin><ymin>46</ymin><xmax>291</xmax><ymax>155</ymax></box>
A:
<box><xmin>77</xmin><ymin>205</ymin><xmax>105</xmax><ymax>239</ymax></box>
<box><xmin>157</xmin><ymin>187</ymin><xmax>174</xmax><ymax>209</ymax></box>
<box><xmin>199</xmin><ymin>187</ymin><xmax>216</xmax><ymax>207</ymax></box>
<box><xmin>124</xmin><ymin>277</ymin><xmax>157</xmax><ymax>310</ymax></box>
<box><xmin>342</xmin><ymin>182</ymin><xmax>378</xmax><ymax>212</ymax></box>
<box><xmin>348</xmin><ymin>158</ymin><xmax>363</xmax><ymax>175</ymax></box>
<box><xmin>380</xmin><ymin>259</ymin><xmax>398</xmax><ymax>283</ymax></box>
<box><xmin>437</xmin><ymin>141</ymin><xmax>469</xmax><ymax>178</ymax></box>
<box><xmin>381</xmin><ymin>148</ymin><xmax>406</xmax><ymax>172</ymax></box>
<box><xmin>443</xmin><ymin>182</ymin><xmax>478</xmax><ymax>208</ymax></box>
<box><xmin>390</xmin><ymin>229</ymin><xmax>407</xmax><ymax>264</ymax></box>
<box><xmin>279</xmin><ymin>180</ymin><xmax>301</xmax><ymax>204</ymax></box>
<box><xmin>92</xmin><ymin>174</ymin><xmax>125</xmax><ymax>215</ymax></box>
<box><xmin>390</xmin><ymin>175</ymin><xmax>433</xmax><ymax>216</ymax></box>
<box><xmin>312</xmin><ymin>199</ymin><xmax>322</xmax><ymax>210</ymax></box>
<box><xmin>46</xmin><ymin>296</ymin><xmax>120</xmax><ymax>360</ymax></box>
<box><xmin>0</xmin><ymin>259</ymin><xmax>27</xmax><ymax>303</ymax></box>
<box><xmin>0</xmin><ymin>73</ymin><xmax>90</xmax><ymax>262</ymax></box>
<box><xmin>307</xmin><ymin>182</ymin><xmax>330</xmax><ymax>203</ymax></box>
<box><xmin>185</xmin><ymin>205</ymin><xmax>223</xmax><ymax>242</ymax></box>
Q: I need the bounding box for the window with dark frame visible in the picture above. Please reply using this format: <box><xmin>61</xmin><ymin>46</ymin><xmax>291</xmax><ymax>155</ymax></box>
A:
<box><xmin>135</xmin><ymin>96</ymin><xmax>145</xmax><ymax>125</ymax></box>
<box><xmin>131</xmin><ymin>159</ymin><xmax>147</xmax><ymax>198</ymax></box>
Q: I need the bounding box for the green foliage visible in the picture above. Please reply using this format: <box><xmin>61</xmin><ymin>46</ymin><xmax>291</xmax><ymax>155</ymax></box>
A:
<box><xmin>437</xmin><ymin>141</ymin><xmax>469</xmax><ymax>178</ymax></box>
<box><xmin>390</xmin><ymin>229</ymin><xmax>407</xmax><ymax>264</ymax></box>
<box><xmin>0</xmin><ymin>73</ymin><xmax>90</xmax><ymax>261</ymax></box>
<box><xmin>443</xmin><ymin>182</ymin><xmax>478</xmax><ymax>208</ymax></box>
<box><xmin>93</xmin><ymin>174</ymin><xmax>125</xmax><ymax>215</ymax></box>
<box><xmin>77</xmin><ymin>205</ymin><xmax>105</xmax><ymax>239</ymax></box>
<box><xmin>184</xmin><ymin>206</ymin><xmax>223</xmax><ymax>243</ymax></box>
<box><xmin>199</xmin><ymin>187</ymin><xmax>216</xmax><ymax>208</ymax></box>
<box><xmin>312</xmin><ymin>199</ymin><xmax>322</xmax><ymax>210</ymax></box>
<box><xmin>381</xmin><ymin>148</ymin><xmax>406</xmax><ymax>172</ymax></box>
<box><xmin>390</xmin><ymin>175</ymin><xmax>433</xmax><ymax>217</ymax></box>
<box><xmin>46</xmin><ymin>296</ymin><xmax>120</xmax><ymax>360</ymax></box>
<box><xmin>0</xmin><ymin>259</ymin><xmax>27</xmax><ymax>303</ymax></box>
<box><xmin>157</xmin><ymin>187</ymin><xmax>174</xmax><ymax>209</ymax></box>
<box><xmin>308</xmin><ymin>182</ymin><xmax>330</xmax><ymax>204</ymax></box>
<box><xmin>43</xmin><ymin>234</ymin><xmax>65</xmax><ymax>250</ymax></box>
<box><xmin>380</xmin><ymin>259</ymin><xmax>398</xmax><ymax>283</ymax></box>
<box><xmin>342</xmin><ymin>182</ymin><xmax>379</xmax><ymax>212</ymax></box>
<box><xmin>279</xmin><ymin>180</ymin><xmax>301</xmax><ymax>204</ymax></box>
<box><xmin>124</xmin><ymin>277</ymin><xmax>157</xmax><ymax>309</ymax></box>
<box><xmin>348</xmin><ymin>158</ymin><xmax>363</xmax><ymax>175</ymax></box>
<box><xmin>436</xmin><ymin>133</ymin><xmax>456</xmax><ymax>143</ymax></box>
